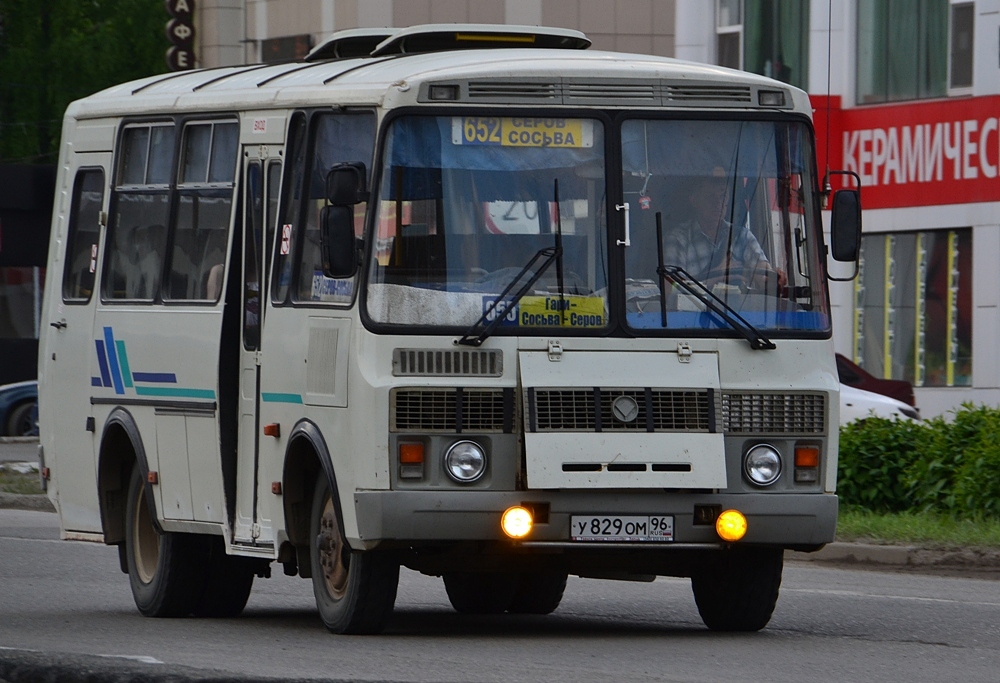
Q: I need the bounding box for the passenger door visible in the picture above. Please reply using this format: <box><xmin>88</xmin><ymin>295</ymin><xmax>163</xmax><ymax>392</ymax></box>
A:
<box><xmin>40</xmin><ymin>153</ymin><xmax>110</xmax><ymax>534</ymax></box>
<box><xmin>233</xmin><ymin>139</ymin><xmax>283</xmax><ymax>546</ymax></box>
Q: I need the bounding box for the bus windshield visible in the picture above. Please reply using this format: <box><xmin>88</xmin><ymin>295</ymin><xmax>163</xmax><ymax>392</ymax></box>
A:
<box><xmin>622</xmin><ymin>118</ymin><xmax>829</xmax><ymax>334</ymax></box>
<box><xmin>364</xmin><ymin>115</ymin><xmax>829</xmax><ymax>336</ymax></box>
<box><xmin>365</xmin><ymin>115</ymin><xmax>609</xmax><ymax>331</ymax></box>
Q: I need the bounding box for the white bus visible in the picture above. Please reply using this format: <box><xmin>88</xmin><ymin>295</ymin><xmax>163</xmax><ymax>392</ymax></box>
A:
<box><xmin>38</xmin><ymin>24</ymin><xmax>861</xmax><ymax>634</ymax></box>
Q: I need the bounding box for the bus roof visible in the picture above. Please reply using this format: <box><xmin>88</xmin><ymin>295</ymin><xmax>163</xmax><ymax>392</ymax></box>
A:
<box><xmin>66</xmin><ymin>25</ymin><xmax>810</xmax><ymax>120</ymax></box>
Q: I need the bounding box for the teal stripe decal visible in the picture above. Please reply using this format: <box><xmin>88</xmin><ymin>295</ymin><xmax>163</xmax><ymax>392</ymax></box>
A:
<box><xmin>135</xmin><ymin>386</ymin><xmax>216</xmax><ymax>400</ymax></box>
<box><xmin>116</xmin><ymin>340</ymin><xmax>133</xmax><ymax>388</ymax></box>
<box><xmin>261</xmin><ymin>392</ymin><xmax>304</xmax><ymax>404</ymax></box>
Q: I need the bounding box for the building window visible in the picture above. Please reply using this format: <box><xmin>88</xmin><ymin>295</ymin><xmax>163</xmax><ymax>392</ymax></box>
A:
<box><xmin>716</xmin><ymin>0</ymin><xmax>810</xmax><ymax>90</ymax></box>
<box><xmin>853</xmin><ymin>229</ymin><xmax>972</xmax><ymax>388</ymax></box>
<box><xmin>856</xmin><ymin>0</ymin><xmax>962</xmax><ymax>104</ymax></box>
<box><xmin>950</xmin><ymin>3</ymin><xmax>974</xmax><ymax>90</ymax></box>
<box><xmin>717</xmin><ymin>0</ymin><xmax>742</xmax><ymax>70</ymax></box>
<box><xmin>743</xmin><ymin>0</ymin><xmax>809</xmax><ymax>89</ymax></box>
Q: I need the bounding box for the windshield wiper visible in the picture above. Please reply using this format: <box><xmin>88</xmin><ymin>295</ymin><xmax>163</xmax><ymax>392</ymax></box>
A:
<box><xmin>657</xmin><ymin>264</ymin><xmax>776</xmax><ymax>350</ymax></box>
<box><xmin>455</xmin><ymin>245</ymin><xmax>561</xmax><ymax>347</ymax></box>
<box><xmin>456</xmin><ymin>180</ymin><xmax>565</xmax><ymax>347</ymax></box>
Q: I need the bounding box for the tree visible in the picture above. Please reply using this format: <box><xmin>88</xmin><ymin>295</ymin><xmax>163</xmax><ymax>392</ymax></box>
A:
<box><xmin>0</xmin><ymin>0</ymin><xmax>168</xmax><ymax>163</ymax></box>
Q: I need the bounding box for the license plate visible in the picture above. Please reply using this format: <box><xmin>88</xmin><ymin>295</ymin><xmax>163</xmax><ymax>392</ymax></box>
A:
<box><xmin>570</xmin><ymin>515</ymin><xmax>674</xmax><ymax>542</ymax></box>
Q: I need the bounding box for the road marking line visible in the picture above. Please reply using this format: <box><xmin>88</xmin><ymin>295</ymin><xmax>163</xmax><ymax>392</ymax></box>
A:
<box><xmin>786</xmin><ymin>587</ymin><xmax>1000</xmax><ymax>608</ymax></box>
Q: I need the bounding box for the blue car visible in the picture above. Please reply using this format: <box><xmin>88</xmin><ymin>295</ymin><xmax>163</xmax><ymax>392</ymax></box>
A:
<box><xmin>0</xmin><ymin>380</ymin><xmax>38</xmax><ymax>436</ymax></box>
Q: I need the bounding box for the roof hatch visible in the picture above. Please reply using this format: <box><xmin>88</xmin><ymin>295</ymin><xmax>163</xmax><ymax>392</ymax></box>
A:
<box><xmin>305</xmin><ymin>27</ymin><xmax>399</xmax><ymax>61</ymax></box>
<box><xmin>370</xmin><ymin>24</ymin><xmax>591</xmax><ymax>56</ymax></box>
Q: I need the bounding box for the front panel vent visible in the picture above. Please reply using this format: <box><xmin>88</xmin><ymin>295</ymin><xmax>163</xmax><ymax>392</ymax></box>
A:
<box><xmin>393</xmin><ymin>348</ymin><xmax>503</xmax><ymax>377</ymax></box>
<box><xmin>391</xmin><ymin>387</ymin><xmax>513</xmax><ymax>433</ymax></box>
<box><xmin>721</xmin><ymin>392</ymin><xmax>827</xmax><ymax>434</ymax></box>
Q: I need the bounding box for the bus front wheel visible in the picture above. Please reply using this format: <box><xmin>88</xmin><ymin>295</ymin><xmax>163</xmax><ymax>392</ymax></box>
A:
<box><xmin>124</xmin><ymin>466</ymin><xmax>207</xmax><ymax>617</ymax></box>
<box><xmin>690</xmin><ymin>546</ymin><xmax>783</xmax><ymax>631</ymax></box>
<box><xmin>309</xmin><ymin>476</ymin><xmax>399</xmax><ymax>634</ymax></box>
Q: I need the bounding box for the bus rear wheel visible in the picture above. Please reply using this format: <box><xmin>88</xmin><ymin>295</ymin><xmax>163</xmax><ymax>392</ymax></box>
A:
<box><xmin>442</xmin><ymin>573</ymin><xmax>519</xmax><ymax>614</ymax></box>
<box><xmin>124</xmin><ymin>466</ymin><xmax>207</xmax><ymax>617</ymax></box>
<box><xmin>310</xmin><ymin>476</ymin><xmax>399</xmax><ymax>634</ymax></box>
<box><xmin>507</xmin><ymin>572</ymin><xmax>568</xmax><ymax>614</ymax></box>
<box><xmin>192</xmin><ymin>536</ymin><xmax>256</xmax><ymax>618</ymax></box>
<box><xmin>690</xmin><ymin>546</ymin><xmax>783</xmax><ymax>631</ymax></box>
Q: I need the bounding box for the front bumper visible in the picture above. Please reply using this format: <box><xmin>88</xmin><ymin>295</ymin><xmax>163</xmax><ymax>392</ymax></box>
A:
<box><xmin>353</xmin><ymin>490</ymin><xmax>837</xmax><ymax>548</ymax></box>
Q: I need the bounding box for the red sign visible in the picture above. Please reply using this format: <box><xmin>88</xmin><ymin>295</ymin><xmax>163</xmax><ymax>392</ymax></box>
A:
<box><xmin>812</xmin><ymin>94</ymin><xmax>1000</xmax><ymax>209</ymax></box>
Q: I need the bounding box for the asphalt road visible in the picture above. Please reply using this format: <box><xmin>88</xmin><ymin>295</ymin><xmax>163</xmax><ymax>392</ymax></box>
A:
<box><xmin>1</xmin><ymin>508</ymin><xmax>998</xmax><ymax>683</ymax></box>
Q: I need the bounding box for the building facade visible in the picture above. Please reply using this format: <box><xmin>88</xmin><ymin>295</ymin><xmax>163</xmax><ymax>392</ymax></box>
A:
<box><xmin>192</xmin><ymin>0</ymin><xmax>676</xmax><ymax>67</ymax></box>
<box><xmin>188</xmin><ymin>0</ymin><xmax>994</xmax><ymax>418</ymax></box>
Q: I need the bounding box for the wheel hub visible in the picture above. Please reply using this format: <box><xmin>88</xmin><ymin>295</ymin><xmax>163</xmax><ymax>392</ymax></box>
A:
<box><xmin>317</xmin><ymin>498</ymin><xmax>349</xmax><ymax>599</ymax></box>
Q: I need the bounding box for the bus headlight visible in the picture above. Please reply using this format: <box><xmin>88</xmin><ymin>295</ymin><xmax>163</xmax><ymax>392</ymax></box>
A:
<box><xmin>444</xmin><ymin>440</ymin><xmax>487</xmax><ymax>483</ymax></box>
<box><xmin>743</xmin><ymin>444</ymin><xmax>782</xmax><ymax>486</ymax></box>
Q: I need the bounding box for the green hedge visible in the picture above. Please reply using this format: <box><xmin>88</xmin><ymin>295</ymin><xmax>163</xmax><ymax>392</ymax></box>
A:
<box><xmin>838</xmin><ymin>404</ymin><xmax>1000</xmax><ymax>518</ymax></box>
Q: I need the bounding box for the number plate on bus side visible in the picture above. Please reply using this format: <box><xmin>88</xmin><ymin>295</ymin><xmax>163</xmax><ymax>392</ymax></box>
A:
<box><xmin>570</xmin><ymin>515</ymin><xmax>674</xmax><ymax>542</ymax></box>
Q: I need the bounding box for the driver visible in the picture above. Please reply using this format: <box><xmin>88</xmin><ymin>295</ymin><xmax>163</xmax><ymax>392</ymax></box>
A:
<box><xmin>663</xmin><ymin>166</ymin><xmax>785</xmax><ymax>289</ymax></box>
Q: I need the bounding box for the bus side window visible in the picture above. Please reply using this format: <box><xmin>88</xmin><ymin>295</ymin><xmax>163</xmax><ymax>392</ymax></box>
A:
<box><xmin>105</xmin><ymin>124</ymin><xmax>174</xmax><ymax>301</ymax></box>
<box><xmin>62</xmin><ymin>169</ymin><xmax>105</xmax><ymax>302</ymax></box>
<box><xmin>168</xmin><ymin>121</ymin><xmax>239</xmax><ymax>301</ymax></box>
<box><xmin>272</xmin><ymin>113</ymin><xmax>307</xmax><ymax>304</ymax></box>
<box><xmin>292</xmin><ymin>112</ymin><xmax>375</xmax><ymax>305</ymax></box>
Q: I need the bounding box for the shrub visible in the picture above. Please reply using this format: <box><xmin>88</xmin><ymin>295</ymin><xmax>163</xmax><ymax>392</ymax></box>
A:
<box><xmin>837</xmin><ymin>416</ymin><xmax>922</xmax><ymax>512</ymax></box>
<box><xmin>838</xmin><ymin>403</ymin><xmax>1000</xmax><ymax>519</ymax></box>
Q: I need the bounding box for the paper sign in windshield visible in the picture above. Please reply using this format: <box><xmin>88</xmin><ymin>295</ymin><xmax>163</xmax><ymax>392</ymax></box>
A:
<box><xmin>481</xmin><ymin>295</ymin><xmax>605</xmax><ymax>328</ymax></box>
<box><xmin>453</xmin><ymin>117</ymin><xmax>593</xmax><ymax>148</ymax></box>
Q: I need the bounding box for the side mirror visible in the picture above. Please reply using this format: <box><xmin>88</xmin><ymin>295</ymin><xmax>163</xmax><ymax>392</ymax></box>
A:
<box><xmin>830</xmin><ymin>188</ymin><xmax>861</xmax><ymax>262</ymax></box>
<box><xmin>326</xmin><ymin>162</ymin><xmax>369</xmax><ymax>206</ymax></box>
<box><xmin>320</xmin><ymin>205</ymin><xmax>359</xmax><ymax>278</ymax></box>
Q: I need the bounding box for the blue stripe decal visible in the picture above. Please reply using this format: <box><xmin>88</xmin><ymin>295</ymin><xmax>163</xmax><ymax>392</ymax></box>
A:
<box><xmin>261</xmin><ymin>392</ymin><xmax>303</xmax><ymax>404</ymax></box>
<box><xmin>94</xmin><ymin>340</ymin><xmax>112</xmax><ymax>388</ymax></box>
<box><xmin>116</xmin><ymin>341</ymin><xmax>133</xmax><ymax>388</ymax></box>
<box><xmin>91</xmin><ymin>377</ymin><xmax>103</xmax><ymax>387</ymax></box>
<box><xmin>133</xmin><ymin>372</ymin><xmax>178</xmax><ymax>383</ymax></box>
<box><xmin>103</xmin><ymin>327</ymin><xmax>124</xmax><ymax>394</ymax></box>
<box><xmin>134</xmin><ymin>386</ymin><xmax>216</xmax><ymax>399</ymax></box>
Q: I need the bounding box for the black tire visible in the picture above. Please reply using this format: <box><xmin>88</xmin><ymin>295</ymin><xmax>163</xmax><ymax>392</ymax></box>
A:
<box><xmin>5</xmin><ymin>402</ymin><xmax>36</xmax><ymax>436</ymax></box>
<box><xmin>310</xmin><ymin>475</ymin><xmax>399</xmax><ymax>634</ymax></box>
<box><xmin>124</xmin><ymin>466</ymin><xmax>209</xmax><ymax>617</ymax></box>
<box><xmin>193</xmin><ymin>536</ymin><xmax>255</xmax><ymax>618</ymax></box>
<box><xmin>442</xmin><ymin>573</ymin><xmax>519</xmax><ymax>614</ymax></box>
<box><xmin>507</xmin><ymin>572</ymin><xmax>568</xmax><ymax>615</ymax></box>
<box><xmin>691</xmin><ymin>547</ymin><xmax>783</xmax><ymax>632</ymax></box>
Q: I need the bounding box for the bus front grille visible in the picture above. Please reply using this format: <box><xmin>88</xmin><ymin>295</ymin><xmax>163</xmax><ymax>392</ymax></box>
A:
<box><xmin>721</xmin><ymin>392</ymin><xmax>827</xmax><ymax>434</ymax></box>
<box><xmin>391</xmin><ymin>388</ymin><xmax>513</xmax><ymax>433</ymax></box>
<box><xmin>527</xmin><ymin>388</ymin><xmax>713</xmax><ymax>433</ymax></box>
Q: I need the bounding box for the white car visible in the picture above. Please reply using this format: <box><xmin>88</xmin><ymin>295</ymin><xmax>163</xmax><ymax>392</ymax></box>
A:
<box><xmin>839</xmin><ymin>384</ymin><xmax>921</xmax><ymax>426</ymax></box>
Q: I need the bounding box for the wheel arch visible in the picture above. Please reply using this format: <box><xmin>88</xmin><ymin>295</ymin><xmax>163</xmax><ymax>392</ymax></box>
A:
<box><xmin>98</xmin><ymin>407</ymin><xmax>158</xmax><ymax>544</ymax></box>
<box><xmin>281</xmin><ymin>419</ymin><xmax>342</xmax><ymax>577</ymax></box>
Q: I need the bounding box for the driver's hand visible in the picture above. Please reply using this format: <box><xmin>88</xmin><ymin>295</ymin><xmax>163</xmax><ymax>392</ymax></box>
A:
<box><xmin>750</xmin><ymin>265</ymin><xmax>787</xmax><ymax>289</ymax></box>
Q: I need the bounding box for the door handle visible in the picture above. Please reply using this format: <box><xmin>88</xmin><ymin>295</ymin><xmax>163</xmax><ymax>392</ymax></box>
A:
<box><xmin>50</xmin><ymin>320</ymin><xmax>67</xmax><ymax>330</ymax></box>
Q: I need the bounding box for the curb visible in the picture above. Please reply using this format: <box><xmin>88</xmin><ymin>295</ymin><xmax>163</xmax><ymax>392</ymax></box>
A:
<box><xmin>787</xmin><ymin>542</ymin><xmax>1000</xmax><ymax>573</ymax></box>
<box><xmin>0</xmin><ymin>493</ymin><xmax>54</xmax><ymax>512</ymax></box>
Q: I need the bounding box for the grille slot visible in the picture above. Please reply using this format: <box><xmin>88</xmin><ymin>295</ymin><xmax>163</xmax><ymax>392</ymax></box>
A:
<box><xmin>467</xmin><ymin>81</ymin><xmax>559</xmax><ymax>101</ymax></box>
<box><xmin>721</xmin><ymin>393</ymin><xmax>827</xmax><ymax>434</ymax></box>
<box><xmin>391</xmin><ymin>388</ymin><xmax>510</xmax><ymax>433</ymax></box>
<box><xmin>664</xmin><ymin>84</ymin><xmax>753</xmax><ymax>103</ymax></box>
<box><xmin>529</xmin><ymin>388</ymin><xmax>712</xmax><ymax>432</ymax></box>
<box><xmin>393</xmin><ymin>348</ymin><xmax>502</xmax><ymax>377</ymax></box>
